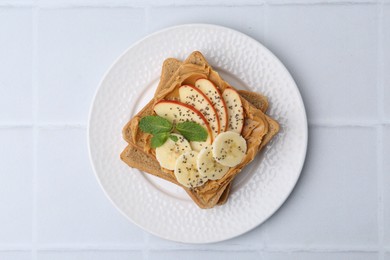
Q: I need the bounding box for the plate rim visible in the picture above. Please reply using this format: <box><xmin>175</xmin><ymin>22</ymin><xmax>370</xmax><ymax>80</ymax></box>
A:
<box><xmin>87</xmin><ymin>23</ymin><xmax>308</xmax><ymax>244</ymax></box>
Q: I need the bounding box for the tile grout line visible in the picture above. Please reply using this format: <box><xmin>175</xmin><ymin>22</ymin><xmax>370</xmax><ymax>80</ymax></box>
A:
<box><xmin>377</xmin><ymin>1</ymin><xmax>385</xmax><ymax>259</ymax></box>
<box><xmin>31</xmin><ymin>5</ymin><xmax>39</xmax><ymax>260</ymax></box>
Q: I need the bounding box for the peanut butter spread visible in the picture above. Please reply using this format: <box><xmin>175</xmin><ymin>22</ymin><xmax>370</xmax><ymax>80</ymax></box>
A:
<box><xmin>127</xmin><ymin>61</ymin><xmax>269</xmax><ymax>204</ymax></box>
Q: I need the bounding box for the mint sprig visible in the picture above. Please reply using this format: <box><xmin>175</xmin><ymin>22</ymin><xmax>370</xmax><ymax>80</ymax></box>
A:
<box><xmin>151</xmin><ymin>132</ymin><xmax>169</xmax><ymax>148</ymax></box>
<box><xmin>176</xmin><ymin>121</ymin><xmax>208</xmax><ymax>142</ymax></box>
<box><xmin>139</xmin><ymin>116</ymin><xmax>172</xmax><ymax>134</ymax></box>
<box><xmin>139</xmin><ymin>116</ymin><xmax>208</xmax><ymax>148</ymax></box>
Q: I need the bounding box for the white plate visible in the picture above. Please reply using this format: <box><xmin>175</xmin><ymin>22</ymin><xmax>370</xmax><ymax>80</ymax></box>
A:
<box><xmin>88</xmin><ymin>24</ymin><xmax>308</xmax><ymax>244</ymax></box>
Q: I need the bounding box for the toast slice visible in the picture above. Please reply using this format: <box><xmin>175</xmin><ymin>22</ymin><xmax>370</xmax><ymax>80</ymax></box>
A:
<box><xmin>154</xmin><ymin>58</ymin><xmax>182</xmax><ymax>96</ymax></box>
<box><xmin>121</xmin><ymin>51</ymin><xmax>277</xmax><ymax>208</ymax></box>
<box><xmin>217</xmin><ymin>96</ymin><xmax>279</xmax><ymax>203</ymax></box>
<box><xmin>121</xmin><ymin>56</ymin><xmax>233</xmax><ymax>205</ymax></box>
<box><xmin>120</xmin><ymin>89</ymin><xmax>276</xmax><ymax>206</ymax></box>
<box><xmin>120</xmin><ymin>88</ymin><xmax>275</xmax><ymax>206</ymax></box>
<box><xmin>151</xmin><ymin>57</ymin><xmax>272</xmax><ymax>205</ymax></box>
<box><xmin>122</xmin><ymin>51</ymin><xmax>272</xmax><ymax>208</ymax></box>
<box><xmin>217</xmin><ymin>92</ymin><xmax>279</xmax><ymax>204</ymax></box>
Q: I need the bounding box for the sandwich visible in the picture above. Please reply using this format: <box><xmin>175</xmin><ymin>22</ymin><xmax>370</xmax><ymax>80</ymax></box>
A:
<box><xmin>121</xmin><ymin>51</ymin><xmax>279</xmax><ymax>209</ymax></box>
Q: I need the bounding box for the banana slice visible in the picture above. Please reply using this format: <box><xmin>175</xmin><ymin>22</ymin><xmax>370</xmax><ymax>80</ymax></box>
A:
<box><xmin>155</xmin><ymin>134</ymin><xmax>191</xmax><ymax>170</ymax></box>
<box><xmin>197</xmin><ymin>146</ymin><xmax>229</xmax><ymax>180</ymax></box>
<box><xmin>212</xmin><ymin>131</ymin><xmax>247</xmax><ymax>167</ymax></box>
<box><xmin>174</xmin><ymin>151</ymin><xmax>205</xmax><ymax>188</ymax></box>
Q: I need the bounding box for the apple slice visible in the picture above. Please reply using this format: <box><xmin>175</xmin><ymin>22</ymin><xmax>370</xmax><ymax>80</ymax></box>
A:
<box><xmin>153</xmin><ymin>100</ymin><xmax>212</xmax><ymax>151</ymax></box>
<box><xmin>179</xmin><ymin>85</ymin><xmax>220</xmax><ymax>139</ymax></box>
<box><xmin>222</xmin><ymin>88</ymin><xmax>244</xmax><ymax>134</ymax></box>
<box><xmin>195</xmin><ymin>78</ymin><xmax>228</xmax><ymax>132</ymax></box>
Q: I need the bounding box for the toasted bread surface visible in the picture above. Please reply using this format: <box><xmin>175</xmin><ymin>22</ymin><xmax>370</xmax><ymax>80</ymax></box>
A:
<box><xmin>121</xmin><ymin>51</ymin><xmax>278</xmax><ymax>208</ymax></box>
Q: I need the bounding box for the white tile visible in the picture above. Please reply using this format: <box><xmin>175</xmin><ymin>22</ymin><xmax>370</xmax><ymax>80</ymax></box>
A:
<box><xmin>149</xmin><ymin>6</ymin><xmax>265</xmax><ymax>43</ymax></box>
<box><xmin>384</xmin><ymin>126</ymin><xmax>390</xmax><ymax>246</ymax></box>
<box><xmin>264</xmin><ymin>127</ymin><xmax>377</xmax><ymax>246</ymax></box>
<box><xmin>384</xmin><ymin>5</ymin><xmax>390</xmax><ymax>120</ymax></box>
<box><xmin>266</xmin><ymin>5</ymin><xmax>377</xmax><ymax>123</ymax></box>
<box><xmin>37</xmin><ymin>251</ymin><xmax>143</xmax><ymax>260</ymax></box>
<box><xmin>149</xmin><ymin>250</ymin><xmax>261</xmax><ymax>260</ymax></box>
<box><xmin>37</xmin><ymin>8</ymin><xmax>145</xmax><ymax>124</ymax></box>
<box><xmin>263</xmin><ymin>252</ymin><xmax>377</xmax><ymax>260</ymax></box>
<box><xmin>0</xmin><ymin>128</ymin><xmax>32</xmax><ymax>244</ymax></box>
<box><xmin>36</xmin><ymin>128</ymin><xmax>146</xmax><ymax>244</ymax></box>
<box><xmin>0</xmin><ymin>252</ymin><xmax>31</xmax><ymax>260</ymax></box>
<box><xmin>0</xmin><ymin>8</ymin><xmax>32</xmax><ymax>123</ymax></box>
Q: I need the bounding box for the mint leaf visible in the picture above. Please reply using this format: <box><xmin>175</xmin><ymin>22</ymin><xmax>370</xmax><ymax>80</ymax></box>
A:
<box><xmin>151</xmin><ymin>132</ymin><xmax>169</xmax><ymax>148</ymax></box>
<box><xmin>139</xmin><ymin>116</ymin><xmax>172</xmax><ymax>135</ymax></box>
<box><xmin>176</xmin><ymin>122</ymin><xmax>208</xmax><ymax>142</ymax></box>
<box><xmin>139</xmin><ymin>116</ymin><xmax>207</xmax><ymax>148</ymax></box>
<box><xmin>169</xmin><ymin>134</ymin><xmax>178</xmax><ymax>142</ymax></box>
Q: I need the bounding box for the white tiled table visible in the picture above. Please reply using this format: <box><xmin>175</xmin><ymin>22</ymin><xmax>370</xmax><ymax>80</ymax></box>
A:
<box><xmin>0</xmin><ymin>0</ymin><xmax>389</xmax><ymax>259</ymax></box>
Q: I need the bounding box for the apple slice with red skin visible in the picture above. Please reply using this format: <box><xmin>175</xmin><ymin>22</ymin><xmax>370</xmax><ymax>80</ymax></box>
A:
<box><xmin>153</xmin><ymin>100</ymin><xmax>212</xmax><ymax>151</ymax></box>
<box><xmin>222</xmin><ymin>87</ymin><xmax>244</xmax><ymax>134</ymax></box>
<box><xmin>179</xmin><ymin>84</ymin><xmax>220</xmax><ymax>139</ymax></box>
<box><xmin>195</xmin><ymin>78</ymin><xmax>228</xmax><ymax>132</ymax></box>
